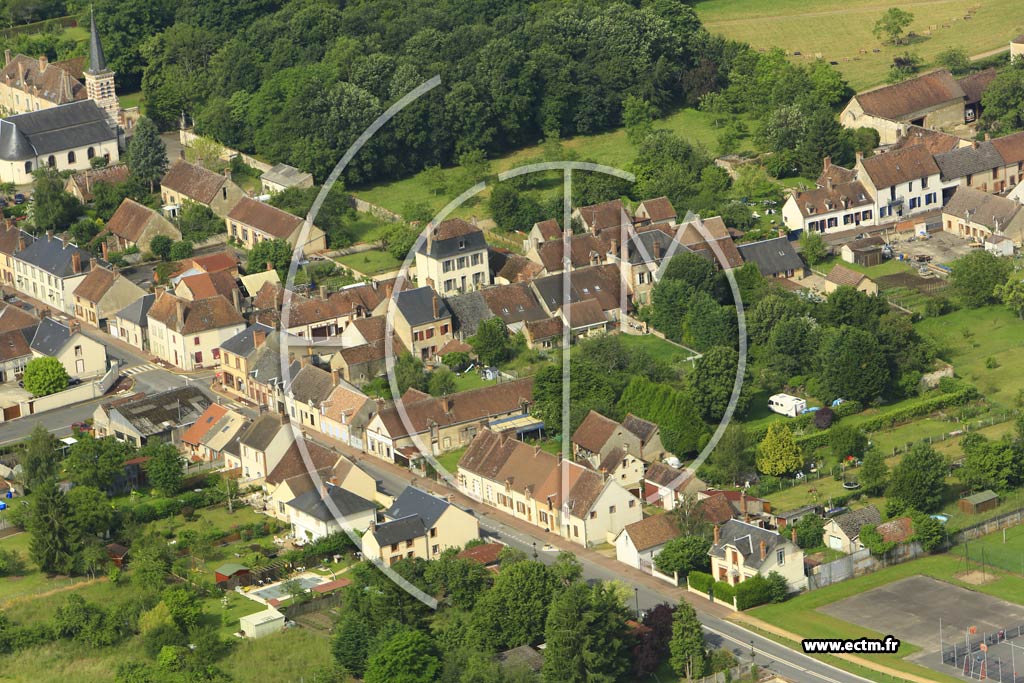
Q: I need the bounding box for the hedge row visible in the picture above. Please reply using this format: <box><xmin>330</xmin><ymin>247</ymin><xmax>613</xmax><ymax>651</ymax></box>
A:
<box><xmin>124</xmin><ymin>488</ymin><xmax>225</xmax><ymax>523</ymax></box>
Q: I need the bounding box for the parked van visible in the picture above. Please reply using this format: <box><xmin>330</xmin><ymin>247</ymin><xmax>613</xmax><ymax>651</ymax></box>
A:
<box><xmin>767</xmin><ymin>393</ymin><xmax>807</xmax><ymax>417</ymax></box>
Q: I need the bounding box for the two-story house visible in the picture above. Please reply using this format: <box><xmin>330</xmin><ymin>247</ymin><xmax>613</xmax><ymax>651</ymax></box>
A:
<box><xmin>362</xmin><ymin>486</ymin><xmax>479</xmax><ymax>564</ymax></box>
<box><xmin>942</xmin><ymin>186</ymin><xmax>1024</xmax><ymax>246</ymax></box>
<box><xmin>219</xmin><ymin>323</ymin><xmax>298</xmax><ymax>409</ymax></box>
<box><xmin>263</xmin><ymin>444</ymin><xmax>379</xmax><ymax>523</ymax></box>
<box><xmin>415</xmin><ymin>218</ymin><xmax>489</xmax><ymax>293</ymax></box>
<box><xmin>12</xmin><ymin>233</ymin><xmax>98</xmax><ymax>315</ymax></box>
<box><xmin>103</xmin><ymin>198</ymin><xmax>180</xmax><ymax>254</ymax></box>
<box><xmin>159</xmin><ymin>159</ymin><xmax>244</xmax><ymax>218</ymax></box>
<box><xmin>782</xmin><ymin>164</ymin><xmax>875</xmax><ymax>235</ymax></box>
<box><xmin>365</xmin><ymin>378</ymin><xmax>534</xmax><ymax>464</ymax></box>
<box><xmin>319</xmin><ymin>380</ymin><xmax>374</xmax><ymax>451</ymax></box>
<box><xmin>180</xmin><ymin>403</ymin><xmax>248</xmax><ymax>463</ymax></box>
<box><xmin>29</xmin><ymin>317</ymin><xmax>106</xmax><ymax>379</ymax></box>
<box><xmin>393</xmin><ymin>286</ymin><xmax>453</xmax><ymax>361</ymax></box>
<box><xmin>225</xmin><ymin>197</ymin><xmax>326</xmax><ymax>255</ymax></box>
<box><xmin>709</xmin><ymin>519</ymin><xmax>806</xmax><ymax>591</ymax></box>
<box><xmin>0</xmin><ymin>223</ymin><xmax>33</xmax><ymax>287</ymax></box>
<box><xmin>284</xmin><ymin>364</ymin><xmax>335</xmax><ymax>431</ymax></box>
<box><xmin>286</xmin><ymin>483</ymin><xmax>377</xmax><ymax>542</ymax></box>
<box><xmin>856</xmin><ymin>147</ymin><xmax>952</xmax><ymax>223</ymax></box>
<box><xmin>227</xmin><ymin>412</ymin><xmax>293</xmax><ymax>483</ymax></box>
<box><xmin>109</xmin><ymin>293</ymin><xmax>154</xmax><ymax>352</ymax></box>
<box><xmin>71</xmin><ymin>264</ymin><xmax>146</xmax><ymax>329</ymax></box>
<box><xmin>147</xmin><ymin>292</ymin><xmax>246</xmax><ymax>370</ymax></box>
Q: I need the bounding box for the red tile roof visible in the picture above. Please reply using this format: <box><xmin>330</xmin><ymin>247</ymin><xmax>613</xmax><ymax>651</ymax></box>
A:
<box><xmin>457</xmin><ymin>542</ymin><xmax>504</xmax><ymax>565</ymax></box>
<box><xmin>161</xmin><ymin>160</ymin><xmax>227</xmax><ymax>205</ymax></box>
<box><xmin>181</xmin><ymin>404</ymin><xmax>228</xmax><ymax>446</ymax></box>
<box><xmin>854</xmin><ymin>70</ymin><xmax>964</xmax><ymax>120</ymax></box>
<box><xmin>227</xmin><ymin>197</ymin><xmax>304</xmax><ymax>240</ymax></box>
<box><xmin>571</xmin><ymin>410</ymin><xmax>618</xmax><ymax>453</ymax></box>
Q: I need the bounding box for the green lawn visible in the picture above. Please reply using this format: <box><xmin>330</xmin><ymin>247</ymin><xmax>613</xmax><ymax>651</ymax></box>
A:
<box><xmin>917</xmin><ymin>306</ymin><xmax>1024</xmax><ymax>408</ymax></box>
<box><xmin>435</xmin><ymin>446</ymin><xmax>467</xmax><ymax>474</ymax></box>
<box><xmin>617</xmin><ymin>333</ymin><xmax>697</xmax><ymax>367</ymax></box>
<box><xmin>345</xmin><ymin>214</ymin><xmax>394</xmax><ymax>244</ymax></box>
<box><xmin>336</xmin><ymin>249</ymin><xmax>403</xmax><ymax>275</ymax></box>
<box><xmin>451</xmin><ymin>371</ymin><xmax>497</xmax><ymax>393</ymax></box>
<box><xmin>221</xmin><ymin>628</ymin><xmax>333</xmax><ymax>681</ymax></box>
<box><xmin>117</xmin><ymin>91</ymin><xmax>144</xmax><ymax>112</ymax></box>
<box><xmin>816</xmin><ymin>255</ymin><xmax>915</xmax><ymax>278</ymax></box>
<box><xmin>353</xmin><ymin>107</ymin><xmax>755</xmax><ymax>221</ymax></box>
<box><xmin>695</xmin><ymin>0</ymin><xmax>1022</xmax><ymax>90</ymax></box>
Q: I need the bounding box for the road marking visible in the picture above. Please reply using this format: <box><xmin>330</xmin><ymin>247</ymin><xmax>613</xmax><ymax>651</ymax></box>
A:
<box><xmin>122</xmin><ymin>363</ymin><xmax>159</xmax><ymax>375</ymax></box>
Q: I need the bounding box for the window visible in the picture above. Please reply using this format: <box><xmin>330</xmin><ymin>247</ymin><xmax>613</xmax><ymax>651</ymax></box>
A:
<box><xmin>909</xmin><ymin>197</ymin><xmax>920</xmax><ymax>210</ymax></box>
<box><xmin>24</xmin><ymin>161</ymin><xmax>31</xmax><ymax>174</ymax></box>
<box><xmin>457</xmin><ymin>256</ymin><xmax>467</xmax><ymax>269</ymax></box>
<box><xmin>458</xmin><ymin>239</ymin><xmax>466</xmax><ymax>250</ymax></box>
<box><xmin>67</xmin><ymin>151</ymin><xmax>76</xmax><ymax>164</ymax></box>
<box><xmin>608</xmin><ymin>505</ymin><xmax>616</xmax><ymax>514</ymax></box>
<box><xmin>278</xmin><ymin>502</ymin><xmax>285</xmax><ymax>514</ymax></box>
<box><xmin>443</xmin><ymin>259</ymin><xmax>454</xmax><ymax>273</ymax></box>
<box><xmin>425</xmin><ymin>328</ymin><xmax>434</xmax><ymax>339</ymax></box>
<box><xmin>540</xmin><ymin>511</ymin><xmax>548</xmax><ymax>523</ymax></box>
<box><xmin>87</xmin><ymin>147</ymin><xmax>95</xmax><ymax>159</ymax></box>
<box><xmin>843</xmin><ymin>214</ymin><xmax>854</xmax><ymax>225</ymax></box>
<box><xmin>212</xmin><ymin>348</ymin><xmax>220</xmax><ymax>360</ymax></box>
<box><xmin>731</xmin><ymin>550</ymin><xmax>738</xmax><ymax>565</ymax></box>
<box><xmin>777</xmin><ymin>549</ymin><xmax>785</xmax><ymax>565</ymax></box>
<box><xmin>222</xmin><ymin>187</ymin><xmax>227</xmax><ymax>200</ymax></box>
<box><xmin>471</xmin><ymin>253</ymin><xmax>482</xmax><ymax>265</ymax></box>
<box><xmin>628</xmin><ymin>499</ymin><xmax>636</xmax><ymax>508</ymax></box>
<box><xmin>827</xmin><ymin>217</ymin><xmax>838</xmax><ymax>228</ymax></box>
<box><xmin>194</xmin><ymin>336</ymin><xmax>201</xmax><ymax>345</ymax></box>
<box><xmin>429</xmin><ymin>528</ymin><xmax>437</xmax><ymax>538</ymax></box>
<box><xmin>47</xmin><ymin>155</ymin><xmax>55</xmax><ymax>167</ymax></box>
<box><xmin>879</xmin><ymin>206</ymin><xmax>889</xmax><ymax>218</ymax></box>
<box><xmin>993</xmin><ymin>168</ymin><xmax>999</xmax><ymax>179</ymax></box>
<box><xmin>391</xmin><ymin>543</ymin><xmax>399</xmax><ymax>552</ymax></box>
<box><xmin>862</xmin><ymin>209</ymin><xmax>872</xmax><ymax>220</ymax></box>
<box><xmin>967</xmin><ymin>174</ymin><xmax>973</xmax><ymax>185</ymax></box>
<box><xmin>573</xmin><ymin>525</ymin><xmax>579</xmax><ymax>538</ymax></box>
<box><xmin>432</xmin><ymin>545</ymin><xmax>439</xmax><ymax>554</ymax></box>
<box><xmin>589</xmin><ymin>510</ymin><xmax>597</xmax><ymax>519</ymax></box>
<box><xmin>440</xmin><ymin>324</ymin><xmax>449</xmax><ymax>334</ymax></box>
<box><xmin>74</xmin><ymin>345</ymin><xmax>82</xmax><ymax>357</ymax></box>
<box><xmin>925</xmin><ymin>192</ymin><xmax>937</xmax><ymax>205</ymax></box>
<box><xmin>405</xmin><ymin>540</ymin><xmax>414</xmax><ymax>548</ymax></box>
<box><xmin>194</xmin><ymin>351</ymin><xmax>203</xmax><ymax>364</ymax></box>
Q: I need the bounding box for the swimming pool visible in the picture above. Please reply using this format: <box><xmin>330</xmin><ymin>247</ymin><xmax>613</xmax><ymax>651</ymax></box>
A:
<box><xmin>250</xmin><ymin>576</ymin><xmax>324</xmax><ymax>602</ymax></box>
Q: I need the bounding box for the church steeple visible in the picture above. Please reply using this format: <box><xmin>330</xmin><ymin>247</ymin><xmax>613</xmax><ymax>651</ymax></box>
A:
<box><xmin>85</xmin><ymin>9</ymin><xmax>108</xmax><ymax>75</ymax></box>
<box><xmin>82</xmin><ymin>8</ymin><xmax>119</xmax><ymax>127</ymax></box>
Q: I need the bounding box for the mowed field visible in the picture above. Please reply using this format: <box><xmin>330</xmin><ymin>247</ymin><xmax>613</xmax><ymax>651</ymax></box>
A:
<box><xmin>695</xmin><ymin>0</ymin><xmax>1024</xmax><ymax>89</ymax></box>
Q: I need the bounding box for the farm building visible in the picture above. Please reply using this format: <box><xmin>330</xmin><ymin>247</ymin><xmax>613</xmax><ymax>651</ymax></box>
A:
<box><xmin>959</xmin><ymin>490</ymin><xmax>999</xmax><ymax>515</ymax></box>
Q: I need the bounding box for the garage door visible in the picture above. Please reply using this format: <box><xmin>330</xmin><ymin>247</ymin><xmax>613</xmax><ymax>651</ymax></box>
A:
<box><xmin>828</xmin><ymin>535</ymin><xmax>843</xmax><ymax>551</ymax></box>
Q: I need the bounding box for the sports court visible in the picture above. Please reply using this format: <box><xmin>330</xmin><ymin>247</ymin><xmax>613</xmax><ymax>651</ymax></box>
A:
<box><xmin>820</xmin><ymin>575</ymin><xmax>1024</xmax><ymax>680</ymax></box>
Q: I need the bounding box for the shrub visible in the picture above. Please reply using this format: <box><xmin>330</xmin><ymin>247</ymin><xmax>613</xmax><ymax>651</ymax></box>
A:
<box><xmin>180</xmin><ymin>506</ymin><xmax>194</xmax><ymax>521</ymax></box>
<box><xmin>813</xmin><ymin>408</ymin><xmax>834</xmax><ymax>430</ymax></box>
<box><xmin>688</xmin><ymin>571</ymin><xmax>714</xmax><ymax>594</ymax></box>
<box><xmin>765</xmin><ymin>571</ymin><xmax>789</xmax><ymax>603</ymax></box>
<box><xmin>735</xmin><ymin>574</ymin><xmax>772</xmax><ymax>610</ymax></box>
<box><xmin>712</xmin><ymin>580</ymin><xmax>736</xmax><ymax>604</ymax></box>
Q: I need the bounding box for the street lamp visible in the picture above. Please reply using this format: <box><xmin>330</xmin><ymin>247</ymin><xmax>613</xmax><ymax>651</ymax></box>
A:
<box><xmin>634</xmin><ymin>587</ymin><xmax>640</xmax><ymax>618</ymax></box>
<box><xmin>750</xmin><ymin>640</ymin><xmax>756</xmax><ymax>662</ymax></box>
<box><xmin>532</xmin><ymin>541</ymin><xmax>538</xmax><ymax>559</ymax></box>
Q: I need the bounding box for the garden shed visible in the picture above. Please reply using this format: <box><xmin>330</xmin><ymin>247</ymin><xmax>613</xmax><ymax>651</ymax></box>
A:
<box><xmin>958</xmin><ymin>490</ymin><xmax>999</xmax><ymax>515</ymax></box>
<box><xmin>239</xmin><ymin>607</ymin><xmax>285</xmax><ymax>638</ymax></box>
<box><xmin>214</xmin><ymin>562</ymin><xmax>251</xmax><ymax>583</ymax></box>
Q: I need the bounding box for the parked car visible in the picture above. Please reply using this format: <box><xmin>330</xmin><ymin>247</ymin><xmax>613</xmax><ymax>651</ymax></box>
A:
<box><xmin>13</xmin><ymin>193</ymin><xmax>25</xmax><ymax>205</ymax></box>
<box><xmin>67</xmin><ymin>377</ymin><xmax>82</xmax><ymax>387</ymax></box>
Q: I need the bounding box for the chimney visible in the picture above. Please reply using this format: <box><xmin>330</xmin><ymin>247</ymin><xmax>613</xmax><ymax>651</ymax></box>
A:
<box><xmin>432</xmin><ymin>295</ymin><xmax>439</xmax><ymax>320</ymax></box>
<box><xmin>759</xmin><ymin>539</ymin><xmax>767</xmax><ymax>562</ymax></box>
<box><xmin>319</xmin><ymin>285</ymin><xmax>327</xmax><ymax>301</ymax></box>
<box><xmin>46</xmin><ymin>230</ymin><xmax>52</xmax><ymax>242</ymax></box>
<box><xmin>791</xmin><ymin>526</ymin><xmax>798</xmax><ymax>544</ymax></box>
<box><xmin>4</xmin><ymin>50</ymin><xmax>9</xmax><ymax>66</ymax></box>
<box><xmin>740</xmin><ymin>490</ymin><xmax>746</xmax><ymax>514</ymax></box>
<box><xmin>67</xmin><ymin>319</ymin><xmax>79</xmax><ymax>334</ymax></box>
<box><xmin>253</xmin><ymin>329</ymin><xmax>267</xmax><ymax>348</ymax></box>
<box><xmin>611</xmin><ymin>238</ymin><xmax>619</xmax><ymax>255</ymax></box>
<box><xmin>826</xmin><ymin>178</ymin><xmax>833</xmax><ymax>192</ymax></box>
<box><xmin>71</xmin><ymin>252</ymin><xmax>82</xmax><ymax>274</ymax></box>
<box><xmin>653</xmin><ymin>238</ymin><xmax>661</xmax><ymax>260</ymax></box>
<box><xmin>331</xmin><ymin>368</ymin><xmax>341</xmax><ymax>383</ymax></box>
<box><xmin>265</xmin><ymin>261</ymin><xmax>273</xmax><ymax>272</ymax></box>
<box><xmin>231</xmin><ymin>287</ymin><xmax>241</xmax><ymax>312</ymax></box>
<box><xmin>16</xmin><ymin>236</ymin><xmax>25</xmax><ymax>252</ymax></box>
<box><xmin>855</xmin><ymin>150</ymin><xmax>864</xmax><ymax>163</ymax></box>
<box><xmin>16</xmin><ymin>60</ymin><xmax>23</xmax><ymax>87</ymax></box>
<box><xmin>101</xmin><ymin>241</ymin><xmax>108</xmax><ymax>260</ymax></box>
<box><xmin>175</xmin><ymin>297</ymin><xmax>185</xmax><ymax>330</ymax></box>
<box><xmin>823</xmin><ymin>156</ymin><xmax>831</xmax><ymax>170</ymax></box>
<box><xmin>713</xmin><ymin>524</ymin><xmax>720</xmax><ymax>545</ymax></box>
<box><xmin>38</xmin><ymin>55</ymin><xmax>46</xmax><ymax>72</ymax></box>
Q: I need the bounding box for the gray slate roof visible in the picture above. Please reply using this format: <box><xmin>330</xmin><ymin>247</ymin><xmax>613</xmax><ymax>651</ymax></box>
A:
<box><xmin>372</xmin><ymin>515</ymin><xmax>427</xmax><ymax>547</ymax></box>
<box><xmin>86</xmin><ymin>11</ymin><xmax>107</xmax><ymax>75</ymax></box>
<box><xmin>29</xmin><ymin>317</ymin><xmax>72</xmax><ymax>356</ymax></box>
<box><xmin>934</xmin><ymin>142</ymin><xmax>1005</xmax><ymax>182</ymax></box>
<box><xmin>395</xmin><ymin>286</ymin><xmax>451</xmax><ymax>327</ymax></box>
<box><xmin>737</xmin><ymin>237</ymin><xmax>805</xmax><ymax>276</ymax></box>
<box><xmin>239</xmin><ymin>412</ymin><xmax>285</xmax><ymax>452</ymax></box>
<box><xmin>220</xmin><ymin>322</ymin><xmax>275</xmax><ymax>357</ymax></box>
<box><xmin>286</xmin><ymin>484</ymin><xmax>375</xmax><ymax>523</ymax></box>
<box><xmin>710</xmin><ymin>519</ymin><xmax>791</xmax><ymax>570</ymax></box>
<box><xmin>114</xmin><ymin>293</ymin><xmax>154</xmax><ymax>327</ymax></box>
<box><xmin>248</xmin><ymin>331</ymin><xmax>300</xmax><ymax>388</ymax></box>
<box><xmin>445</xmin><ymin>291</ymin><xmax>492</xmax><ymax>337</ymax></box>
<box><xmin>385</xmin><ymin>486</ymin><xmax>451</xmax><ymax>529</ymax></box>
<box><xmin>262</xmin><ymin>163</ymin><xmax>312</xmax><ymax>187</ymax></box>
<box><xmin>0</xmin><ymin>100</ymin><xmax>114</xmax><ymax>161</ymax></box>
<box><xmin>625</xmin><ymin>230</ymin><xmax>689</xmax><ymax>265</ymax></box>
<box><xmin>287</xmin><ymin>364</ymin><xmax>334</xmax><ymax>404</ymax></box>
<box><xmin>832</xmin><ymin>505</ymin><xmax>882</xmax><ymax>540</ymax></box>
<box><xmin>16</xmin><ymin>235</ymin><xmax>96</xmax><ymax>277</ymax></box>
<box><xmin>113</xmin><ymin>386</ymin><xmax>210</xmax><ymax>436</ymax></box>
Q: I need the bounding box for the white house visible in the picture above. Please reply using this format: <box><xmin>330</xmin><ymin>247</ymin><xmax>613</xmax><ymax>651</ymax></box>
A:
<box><xmin>614</xmin><ymin>514</ymin><xmax>680</xmax><ymax>582</ymax></box>
<box><xmin>285</xmin><ymin>483</ymin><xmax>377</xmax><ymax>541</ymax></box>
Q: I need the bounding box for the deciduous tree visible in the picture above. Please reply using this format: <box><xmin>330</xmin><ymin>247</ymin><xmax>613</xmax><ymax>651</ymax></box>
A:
<box><xmin>886</xmin><ymin>442</ymin><xmax>946</xmax><ymax>513</ymax></box>
<box><xmin>22</xmin><ymin>357</ymin><xmax>69</xmax><ymax>397</ymax></box>
<box><xmin>669</xmin><ymin>601</ymin><xmax>706</xmax><ymax>679</ymax></box>
<box><xmin>653</xmin><ymin>536</ymin><xmax>710</xmax><ymax>578</ymax></box>
<box><xmin>873</xmin><ymin>8</ymin><xmax>914</xmax><ymax>45</ymax></box>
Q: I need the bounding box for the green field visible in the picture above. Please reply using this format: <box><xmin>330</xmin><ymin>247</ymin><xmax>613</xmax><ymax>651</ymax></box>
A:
<box><xmin>917</xmin><ymin>306</ymin><xmax>1024</xmax><ymax>408</ymax></box>
<box><xmin>353</xmin><ymin>107</ymin><xmax>753</xmax><ymax>221</ymax></box>
<box><xmin>336</xmin><ymin>248</ymin><xmax>403</xmax><ymax>275</ymax></box>
<box><xmin>955</xmin><ymin>524</ymin><xmax>1024</xmax><ymax>576</ymax></box>
<box><xmin>617</xmin><ymin>333</ymin><xmax>698</xmax><ymax>367</ymax></box>
<box><xmin>694</xmin><ymin>0</ymin><xmax>1022</xmax><ymax>90</ymax></box>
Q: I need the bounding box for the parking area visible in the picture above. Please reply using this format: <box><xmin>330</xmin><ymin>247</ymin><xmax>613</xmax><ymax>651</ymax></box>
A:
<box><xmin>887</xmin><ymin>230</ymin><xmax>979</xmax><ymax>267</ymax></box>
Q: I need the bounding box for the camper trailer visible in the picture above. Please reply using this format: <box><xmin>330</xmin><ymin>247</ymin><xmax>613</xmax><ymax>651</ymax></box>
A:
<box><xmin>768</xmin><ymin>394</ymin><xmax>807</xmax><ymax>418</ymax></box>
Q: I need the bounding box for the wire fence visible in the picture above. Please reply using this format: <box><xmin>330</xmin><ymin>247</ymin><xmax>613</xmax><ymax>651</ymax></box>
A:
<box><xmin>942</xmin><ymin>624</ymin><xmax>1024</xmax><ymax>683</ymax></box>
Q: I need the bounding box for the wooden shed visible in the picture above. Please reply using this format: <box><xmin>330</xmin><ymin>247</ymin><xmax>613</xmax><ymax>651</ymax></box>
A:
<box><xmin>214</xmin><ymin>562</ymin><xmax>250</xmax><ymax>583</ymax></box>
<box><xmin>104</xmin><ymin>543</ymin><xmax>129</xmax><ymax>568</ymax></box>
<box><xmin>959</xmin><ymin>490</ymin><xmax>999</xmax><ymax>515</ymax></box>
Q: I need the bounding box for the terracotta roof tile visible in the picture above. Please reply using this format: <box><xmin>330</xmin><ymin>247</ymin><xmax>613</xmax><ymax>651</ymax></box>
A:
<box><xmin>106</xmin><ymin>198</ymin><xmax>161</xmax><ymax>243</ymax></box>
<box><xmin>178</xmin><ymin>271</ymin><xmax>238</xmax><ymax>300</ymax></box>
<box><xmin>524</xmin><ymin>316</ymin><xmax>563</xmax><ymax>341</ymax></box>
<box><xmin>181</xmin><ymin>404</ymin><xmax>228</xmax><ymax>445</ymax></box>
<box><xmin>877</xmin><ymin>516</ymin><xmax>914</xmax><ymax>544</ymax></box>
<box><xmin>571</xmin><ymin>410</ymin><xmax>619</xmax><ymax>453</ymax></box>
<box><xmin>376</xmin><ymin>378</ymin><xmax>533</xmax><ymax>439</ymax></box>
<box><xmin>992</xmin><ymin>131</ymin><xmax>1024</xmax><ymax>165</ymax></box>
<box><xmin>148</xmin><ymin>292</ymin><xmax>244</xmax><ymax>334</ymax></box>
<box><xmin>533</xmin><ymin>219</ymin><xmax>562</xmax><ymax>241</ymax></box>
<box><xmin>636</xmin><ymin>197</ymin><xmax>676</xmax><ymax>223</ymax></box>
<box><xmin>576</xmin><ymin>199</ymin><xmax>629</xmax><ymax>231</ymax></box>
<box><xmin>623</xmin><ymin>514</ymin><xmax>680</xmax><ymax>551</ymax></box>
<box><xmin>825</xmin><ymin>264</ymin><xmax>868</xmax><ymax>287</ymax></box>
<box><xmin>227</xmin><ymin>197</ymin><xmax>305</xmax><ymax>240</ymax></box>
<box><xmin>73</xmin><ymin>265</ymin><xmax>119</xmax><ymax>303</ymax></box>
<box><xmin>861</xmin><ymin>142</ymin><xmax>941</xmax><ymax>189</ymax></box>
<box><xmin>161</xmin><ymin>160</ymin><xmax>228</xmax><ymax>205</ymax></box>
<box><xmin>854</xmin><ymin>70</ymin><xmax>964</xmax><ymax>120</ymax></box>
<box><xmin>66</xmin><ymin>164</ymin><xmax>130</xmax><ymax>202</ymax></box>
<box><xmin>1</xmin><ymin>54</ymin><xmax>87</xmax><ymax>106</ymax></box>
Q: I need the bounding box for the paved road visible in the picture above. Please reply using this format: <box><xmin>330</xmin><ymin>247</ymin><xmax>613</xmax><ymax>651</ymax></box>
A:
<box><xmin>344</xmin><ymin>451</ymin><xmax>872</xmax><ymax>683</ymax></box>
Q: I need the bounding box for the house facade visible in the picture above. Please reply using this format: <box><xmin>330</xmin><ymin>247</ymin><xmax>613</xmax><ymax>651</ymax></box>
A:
<box><xmin>147</xmin><ymin>292</ymin><xmax>246</xmax><ymax>370</ymax></box>
<box><xmin>362</xmin><ymin>487</ymin><xmax>480</xmax><ymax>564</ymax></box>
<box><xmin>225</xmin><ymin>197</ymin><xmax>326</xmax><ymax>254</ymax></box>
<box><xmin>710</xmin><ymin>519</ymin><xmax>806</xmax><ymax>591</ymax></box>
<box><xmin>29</xmin><ymin>317</ymin><xmax>106</xmax><ymax>379</ymax></box>
<box><xmin>415</xmin><ymin>218</ymin><xmax>490</xmax><ymax>293</ymax></box>
<box><xmin>72</xmin><ymin>265</ymin><xmax>146</xmax><ymax>328</ymax></box>
<box><xmin>12</xmin><ymin>234</ymin><xmax>97</xmax><ymax>315</ymax></box>
<box><xmin>160</xmin><ymin>159</ymin><xmax>244</xmax><ymax>218</ymax></box>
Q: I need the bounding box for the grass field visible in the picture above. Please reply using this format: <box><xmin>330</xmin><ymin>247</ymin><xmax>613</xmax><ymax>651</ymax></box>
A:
<box><xmin>816</xmin><ymin>255</ymin><xmax>915</xmax><ymax>278</ymax></box>
<box><xmin>917</xmin><ymin>306</ymin><xmax>1024</xmax><ymax>408</ymax></box>
<box><xmin>353</xmin><ymin>107</ymin><xmax>753</xmax><ymax>221</ymax></box>
<box><xmin>118</xmin><ymin>91</ymin><xmax>145</xmax><ymax>113</ymax></box>
<box><xmin>336</xmin><ymin>248</ymin><xmax>403</xmax><ymax>275</ymax></box>
<box><xmin>694</xmin><ymin>0</ymin><xmax>1023</xmax><ymax>90</ymax></box>
<box><xmin>617</xmin><ymin>333</ymin><xmax>697</xmax><ymax>367</ymax></box>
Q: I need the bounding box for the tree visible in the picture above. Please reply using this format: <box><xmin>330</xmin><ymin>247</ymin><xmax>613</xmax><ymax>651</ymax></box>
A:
<box><xmin>682</xmin><ymin>292</ymin><xmax>736</xmax><ymax>350</ymax></box>
<box><xmin>63</xmin><ymin>435</ymin><xmax>133</xmax><ymax>491</ymax></box>
<box><xmin>887</xmin><ymin>442</ymin><xmax>946</xmax><ymax>513</ymax></box>
<box><xmin>248</xmin><ymin>238</ymin><xmax>294</xmax><ymax>280</ymax></box>
<box><xmin>691</xmin><ymin>346</ymin><xmax>744</xmax><ymax>421</ymax></box>
<box><xmin>799</xmin><ymin>230</ymin><xmax>827</xmax><ymax>265</ymax></box>
<box><xmin>176</xmin><ymin>201</ymin><xmax>223</xmax><ymax>242</ymax></box>
<box><xmin>830</xmin><ymin>424</ymin><xmax>868</xmax><ymax>462</ymax></box>
<box><xmin>70</xmin><ymin>217</ymin><xmax>102</xmax><ymax>245</ymax></box>
<box><xmin>22</xmin><ymin>357</ymin><xmax>69</xmax><ymax>396</ymax></box>
<box><xmin>793</xmin><ymin>514</ymin><xmax>825</xmax><ymax>549</ymax></box>
<box><xmin>169</xmin><ymin>240</ymin><xmax>194</xmax><ymax>260</ymax></box>
<box><xmin>860</xmin><ymin>449</ymin><xmax>890</xmax><ymax>496</ymax></box>
<box><xmin>951</xmin><ymin>251</ymin><xmax>1013</xmax><ymax>308</ymax></box>
<box><xmin>30</xmin><ymin>167</ymin><xmax>83</xmax><ymax>233</ymax></box>
<box><xmin>333</xmin><ymin>610</ymin><xmax>373</xmax><ymax>677</ymax></box>
<box><xmin>542</xmin><ymin>582</ymin><xmax>630</xmax><ymax>683</ymax></box>
<box><xmin>162</xmin><ymin>586</ymin><xmax>202</xmax><ymax>632</ymax></box>
<box><xmin>888</xmin><ymin>52</ymin><xmax>923</xmax><ymax>83</ymax></box>
<box><xmin>150</xmin><ymin>234</ymin><xmax>174</xmax><ymax>261</ymax></box>
<box><xmin>382</xmin><ymin>223</ymin><xmax>419</xmax><ymax>262</ymax></box>
<box><xmin>142</xmin><ymin>441</ymin><xmax>185</xmax><ymax>495</ymax></box>
<box><xmin>472</xmin><ymin>560</ymin><xmax>556</xmax><ymax>649</ymax></box>
<box><xmin>980</xmin><ymin>67</ymin><xmax>1024</xmax><ymax>134</ymax></box>
<box><xmin>995</xmin><ymin>276</ymin><xmax>1024</xmax><ymax>319</ymax></box>
<box><xmin>28</xmin><ymin>480</ymin><xmax>81</xmax><ymax>575</ymax></box>
<box><xmin>20</xmin><ymin>424</ymin><xmax>59</xmax><ymax>490</ymax></box>
<box><xmin>550</xmin><ymin>551</ymin><xmax>584</xmax><ymax>587</ymax></box>
<box><xmin>423</xmin><ymin>553</ymin><xmax>492</xmax><ymax>609</ymax></box>
<box><xmin>756</xmin><ymin>422</ymin><xmax>804</xmax><ymax>476</ymax></box>
<box><xmin>623</xmin><ymin>94</ymin><xmax>657</xmax><ymax>146</ymax></box>
<box><xmin>669</xmin><ymin>601</ymin><xmax>706</xmax><ymax>679</ymax></box>
<box><xmin>426</xmin><ymin>368</ymin><xmax>457</xmax><ymax>397</ymax></box>
<box><xmin>765</xmin><ymin>571</ymin><xmax>790</xmax><ymax>602</ymax></box>
<box><xmin>959</xmin><ymin>433</ymin><xmax>1021</xmax><ymax>493</ymax></box>
<box><xmin>127</xmin><ymin>117</ymin><xmax>169</xmax><ymax>192</ymax></box>
<box><xmin>653</xmin><ymin>536</ymin><xmax>710</xmax><ymax>578</ymax></box>
<box><xmin>394</xmin><ymin>353</ymin><xmax>427</xmax><ymax>394</ymax></box>
<box><xmin>471</xmin><ymin>318</ymin><xmax>511</xmax><ymax>366</ymax></box>
<box><xmin>911</xmin><ymin>512</ymin><xmax>945</xmax><ymax>552</ymax></box>
<box><xmin>873</xmin><ymin>8</ymin><xmax>914</xmax><ymax>45</ymax></box>
<box><xmin>936</xmin><ymin>47</ymin><xmax>971</xmax><ymax>75</ymax></box>
<box><xmin>364</xmin><ymin>629</ymin><xmax>442</xmax><ymax>683</ymax></box>
<box><xmin>66</xmin><ymin>486</ymin><xmax>114</xmax><ymax>537</ymax></box>
<box><xmin>816</xmin><ymin>327</ymin><xmax>889</xmax><ymax>403</ymax></box>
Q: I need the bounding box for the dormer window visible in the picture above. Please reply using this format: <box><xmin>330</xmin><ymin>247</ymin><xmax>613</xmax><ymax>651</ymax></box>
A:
<box><xmin>458</xmin><ymin>239</ymin><xmax>466</xmax><ymax>250</ymax></box>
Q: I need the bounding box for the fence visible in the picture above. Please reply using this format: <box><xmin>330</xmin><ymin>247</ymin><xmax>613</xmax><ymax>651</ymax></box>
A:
<box><xmin>281</xmin><ymin>592</ymin><xmax>342</xmax><ymax>619</ymax></box>
<box><xmin>807</xmin><ymin>548</ymin><xmax>873</xmax><ymax>589</ymax></box>
<box><xmin>942</xmin><ymin>622</ymin><xmax>1024</xmax><ymax>683</ymax></box>
<box><xmin>952</xmin><ymin>507</ymin><xmax>1024</xmax><ymax>545</ymax></box>
<box><xmin>349</xmin><ymin>196</ymin><xmax>403</xmax><ymax>223</ymax></box>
